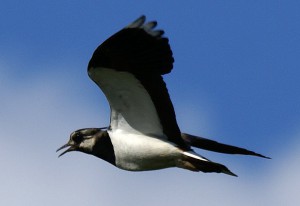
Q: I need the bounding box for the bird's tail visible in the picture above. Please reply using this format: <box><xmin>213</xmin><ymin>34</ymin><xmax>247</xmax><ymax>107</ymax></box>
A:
<box><xmin>181</xmin><ymin>133</ymin><xmax>270</xmax><ymax>159</ymax></box>
<box><xmin>178</xmin><ymin>151</ymin><xmax>237</xmax><ymax>177</ymax></box>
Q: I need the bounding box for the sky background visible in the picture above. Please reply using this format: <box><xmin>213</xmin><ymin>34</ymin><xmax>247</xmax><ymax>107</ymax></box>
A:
<box><xmin>1</xmin><ymin>1</ymin><xmax>300</xmax><ymax>205</ymax></box>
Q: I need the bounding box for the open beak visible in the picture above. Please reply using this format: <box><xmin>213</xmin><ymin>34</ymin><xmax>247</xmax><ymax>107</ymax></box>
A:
<box><xmin>56</xmin><ymin>142</ymin><xmax>76</xmax><ymax>157</ymax></box>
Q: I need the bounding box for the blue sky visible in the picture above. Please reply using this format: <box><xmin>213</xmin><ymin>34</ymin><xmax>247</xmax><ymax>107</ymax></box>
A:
<box><xmin>1</xmin><ymin>1</ymin><xmax>300</xmax><ymax>205</ymax></box>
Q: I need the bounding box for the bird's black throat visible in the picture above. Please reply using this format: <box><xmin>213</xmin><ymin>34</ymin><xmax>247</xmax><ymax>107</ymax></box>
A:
<box><xmin>92</xmin><ymin>131</ymin><xmax>116</xmax><ymax>166</ymax></box>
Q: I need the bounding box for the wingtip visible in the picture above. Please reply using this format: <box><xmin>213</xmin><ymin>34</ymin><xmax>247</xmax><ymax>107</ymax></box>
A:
<box><xmin>139</xmin><ymin>14</ymin><xmax>146</xmax><ymax>20</ymax></box>
<box><xmin>262</xmin><ymin>155</ymin><xmax>272</xmax><ymax>159</ymax></box>
<box><xmin>252</xmin><ymin>152</ymin><xmax>271</xmax><ymax>159</ymax></box>
<box><xmin>126</xmin><ymin>15</ymin><xmax>146</xmax><ymax>28</ymax></box>
<box><xmin>222</xmin><ymin>167</ymin><xmax>238</xmax><ymax>177</ymax></box>
<box><xmin>226</xmin><ymin>171</ymin><xmax>238</xmax><ymax>177</ymax></box>
<box><xmin>125</xmin><ymin>15</ymin><xmax>165</xmax><ymax>38</ymax></box>
<box><xmin>181</xmin><ymin>133</ymin><xmax>271</xmax><ymax>160</ymax></box>
<box><xmin>137</xmin><ymin>15</ymin><xmax>146</xmax><ymax>23</ymax></box>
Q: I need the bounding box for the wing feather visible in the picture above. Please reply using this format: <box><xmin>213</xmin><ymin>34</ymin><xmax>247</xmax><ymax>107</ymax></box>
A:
<box><xmin>88</xmin><ymin>16</ymin><xmax>189</xmax><ymax>150</ymax></box>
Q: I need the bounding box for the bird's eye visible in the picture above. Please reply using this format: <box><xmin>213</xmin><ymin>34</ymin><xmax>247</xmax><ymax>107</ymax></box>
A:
<box><xmin>73</xmin><ymin>133</ymin><xmax>83</xmax><ymax>143</ymax></box>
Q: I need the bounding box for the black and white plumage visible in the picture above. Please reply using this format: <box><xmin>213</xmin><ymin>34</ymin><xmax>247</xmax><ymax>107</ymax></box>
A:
<box><xmin>57</xmin><ymin>16</ymin><xmax>269</xmax><ymax>176</ymax></box>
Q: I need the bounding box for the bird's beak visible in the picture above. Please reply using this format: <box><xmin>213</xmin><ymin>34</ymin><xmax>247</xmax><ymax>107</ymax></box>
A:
<box><xmin>56</xmin><ymin>142</ymin><xmax>76</xmax><ymax>157</ymax></box>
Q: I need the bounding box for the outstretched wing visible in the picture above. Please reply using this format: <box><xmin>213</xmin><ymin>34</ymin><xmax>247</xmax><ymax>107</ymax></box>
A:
<box><xmin>88</xmin><ymin>16</ymin><xmax>189</xmax><ymax>149</ymax></box>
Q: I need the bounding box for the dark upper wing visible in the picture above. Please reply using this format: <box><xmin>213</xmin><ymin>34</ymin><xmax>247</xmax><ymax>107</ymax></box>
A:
<box><xmin>88</xmin><ymin>16</ymin><xmax>189</xmax><ymax>150</ymax></box>
<box><xmin>181</xmin><ymin>133</ymin><xmax>270</xmax><ymax>158</ymax></box>
<box><xmin>88</xmin><ymin>16</ymin><xmax>173</xmax><ymax>75</ymax></box>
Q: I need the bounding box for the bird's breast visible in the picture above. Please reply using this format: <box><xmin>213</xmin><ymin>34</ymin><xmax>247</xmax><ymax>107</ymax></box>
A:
<box><xmin>108</xmin><ymin>130</ymin><xmax>182</xmax><ymax>171</ymax></box>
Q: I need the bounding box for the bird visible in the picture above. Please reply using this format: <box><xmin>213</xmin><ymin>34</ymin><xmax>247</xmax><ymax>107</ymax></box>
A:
<box><xmin>57</xmin><ymin>15</ymin><xmax>269</xmax><ymax>176</ymax></box>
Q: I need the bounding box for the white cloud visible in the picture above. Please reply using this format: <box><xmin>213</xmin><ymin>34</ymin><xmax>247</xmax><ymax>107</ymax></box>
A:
<box><xmin>1</xmin><ymin>62</ymin><xmax>299</xmax><ymax>206</ymax></box>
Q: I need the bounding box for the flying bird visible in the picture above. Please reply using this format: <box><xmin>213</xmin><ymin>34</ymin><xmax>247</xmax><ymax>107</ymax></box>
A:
<box><xmin>57</xmin><ymin>16</ymin><xmax>269</xmax><ymax>176</ymax></box>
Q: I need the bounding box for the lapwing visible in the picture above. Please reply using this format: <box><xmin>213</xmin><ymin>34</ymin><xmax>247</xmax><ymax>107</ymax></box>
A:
<box><xmin>57</xmin><ymin>16</ymin><xmax>269</xmax><ymax>176</ymax></box>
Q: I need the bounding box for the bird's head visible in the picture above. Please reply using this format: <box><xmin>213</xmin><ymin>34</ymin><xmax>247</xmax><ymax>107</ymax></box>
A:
<box><xmin>57</xmin><ymin>128</ymin><xmax>102</xmax><ymax>157</ymax></box>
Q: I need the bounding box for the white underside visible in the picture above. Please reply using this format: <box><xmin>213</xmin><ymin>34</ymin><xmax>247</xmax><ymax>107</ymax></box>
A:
<box><xmin>89</xmin><ymin>67</ymin><xmax>209</xmax><ymax>171</ymax></box>
<box><xmin>108</xmin><ymin>130</ymin><xmax>183</xmax><ymax>171</ymax></box>
<box><xmin>89</xmin><ymin>67</ymin><xmax>164</xmax><ymax>137</ymax></box>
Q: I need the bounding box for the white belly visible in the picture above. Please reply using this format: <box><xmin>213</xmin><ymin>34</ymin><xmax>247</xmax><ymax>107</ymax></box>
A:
<box><xmin>108</xmin><ymin>130</ymin><xmax>183</xmax><ymax>171</ymax></box>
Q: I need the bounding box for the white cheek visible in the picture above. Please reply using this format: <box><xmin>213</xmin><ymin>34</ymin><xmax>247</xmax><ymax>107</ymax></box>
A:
<box><xmin>80</xmin><ymin>138</ymin><xmax>96</xmax><ymax>152</ymax></box>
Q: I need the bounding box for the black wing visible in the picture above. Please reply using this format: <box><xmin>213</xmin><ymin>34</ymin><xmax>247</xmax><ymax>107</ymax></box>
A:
<box><xmin>182</xmin><ymin>133</ymin><xmax>270</xmax><ymax>158</ymax></box>
<box><xmin>88</xmin><ymin>16</ymin><xmax>189</xmax><ymax>150</ymax></box>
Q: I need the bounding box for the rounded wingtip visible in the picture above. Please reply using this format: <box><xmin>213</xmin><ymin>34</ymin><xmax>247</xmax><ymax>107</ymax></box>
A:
<box><xmin>126</xmin><ymin>15</ymin><xmax>146</xmax><ymax>28</ymax></box>
<box><xmin>139</xmin><ymin>15</ymin><xmax>146</xmax><ymax>20</ymax></box>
